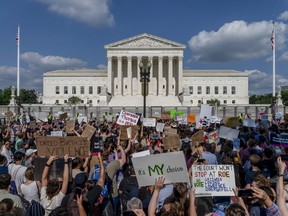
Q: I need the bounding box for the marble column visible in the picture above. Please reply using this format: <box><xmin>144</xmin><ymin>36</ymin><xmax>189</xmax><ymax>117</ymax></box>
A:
<box><xmin>168</xmin><ymin>56</ymin><xmax>173</xmax><ymax>95</ymax></box>
<box><xmin>127</xmin><ymin>56</ymin><xmax>132</xmax><ymax>95</ymax></box>
<box><xmin>117</xmin><ymin>56</ymin><xmax>122</xmax><ymax>95</ymax></box>
<box><xmin>148</xmin><ymin>56</ymin><xmax>153</xmax><ymax>95</ymax></box>
<box><xmin>158</xmin><ymin>56</ymin><xmax>163</xmax><ymax>96</ymax></box>
<box><xmin>137</xmin><ymin>56</ymin><xmax>141</xmax><ymax>95</ymax></box>
<box><xmin>107</xmin><ymin>56</ymin><xmax>112</xmax><ymax>94</ymax></box>
<box><xmin>178</xmin><ymin>56</ymin><xmax>183</xmax><ymax>95</ymax></box>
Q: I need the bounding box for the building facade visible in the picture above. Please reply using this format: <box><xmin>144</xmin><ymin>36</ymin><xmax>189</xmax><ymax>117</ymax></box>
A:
<box><xmin>42</xmin><ymin>33</ymin><xmax>249</xmax><ymax>106</ymax></box>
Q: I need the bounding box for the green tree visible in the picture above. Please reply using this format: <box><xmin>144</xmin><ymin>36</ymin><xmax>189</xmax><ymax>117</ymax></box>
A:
<box><xmin>68</xmin><ymin>96</ymin><xmax>81</xmax><ymax>105</ymax></box>
<box><xmin>207</xmin><ymin>99</ymin><xmax>220</xmax><ymax>107</ymax></box>
<box><xmin>0</xmin><ymin>87</ymin><xmax>12</xmax><ymax>105</ymax></box>
<box><xmin>19</xmin><ymin>89</ymin><xmax>38</xmax><ymax>104</ymax></box>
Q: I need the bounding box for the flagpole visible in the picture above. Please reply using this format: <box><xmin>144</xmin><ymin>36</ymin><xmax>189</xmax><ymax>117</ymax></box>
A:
<box><xmin>17</xmin><ymin>24</ymin><xmax>20</xmax><ymax>97</ymax></box>
<box><xmin>272</xmin><ymin>22</ymin><xmax>276</xmax><ymax>97</ymax></box>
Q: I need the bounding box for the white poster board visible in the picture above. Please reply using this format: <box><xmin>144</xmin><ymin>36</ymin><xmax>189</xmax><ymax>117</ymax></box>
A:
<box><xmin>219</xmin><ymin>126</ymin><xmax>239</xmax><ymax>141</ymax></box>
<box><xmin>192</xmin><ymin>164</ymin><xmax>235</xmax><ymax>197</ymax></box>
<box><xmin>78</xmin><ymin>116</ymin><xmax>88</xmax><ymax>123</ymax></box>
<box><xmin>176</xmin><ymin>116</ymin><xmax>188</xmax><ymax>125</ymax></box>
<box><xmin>34</xmin><ymin>111</ymin><xmax>48</xmax><ymax>122</ymax></box>
<box><xmin>117</xmin><ymin>110</ymin><xmax>140</xmax><ymax>126</ymax></box>
<box><xmin>132</xmin><ymin>152</ymin><xmax>189</xmax><ymax>187</ymax></box>
<box><xmin>242</xmin><ymin>118</ymin><xmax>257</xmax><ymax>128</ymax></box>
<box><xmin>199</xmin><ymin>104</ymin><xmax>212</xmax><ymax>119</ymax></box>
<box><xmin>143</xmin><ymin>118</ymin><xmax>156</xmax><ymax>127</ymax></box>
<box><xmin>50</xmin><ymin>131</ymin><xmax>63</xmax><ymax>137</ymax></box>
<box><xmin>132</xmin><ymin>150</ymin><xmax>150</xmax><ymax>158</ymax></box>
<box><xmin>156</xmin><ymin>122</ymin><xmax>165</xmax><ymax>132</ymax></box>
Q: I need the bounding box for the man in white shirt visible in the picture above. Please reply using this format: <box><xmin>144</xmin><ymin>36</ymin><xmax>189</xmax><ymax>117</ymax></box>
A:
<box><xmin>1</xmin><ymin>140</ymin><xmax>13</xmax><ymax>164</ymax></box>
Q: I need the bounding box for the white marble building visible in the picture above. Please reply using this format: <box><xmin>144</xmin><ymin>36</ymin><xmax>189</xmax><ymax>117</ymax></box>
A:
<box><xmin>42</xmin><ymin>33</ymin><xmax>249</xmax><ymax>106</ymax></box>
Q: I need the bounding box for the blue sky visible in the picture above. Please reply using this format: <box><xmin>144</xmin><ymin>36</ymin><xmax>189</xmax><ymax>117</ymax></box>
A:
<box><xmin>1</xmin><ymin>0</ymin><xmax>288</xmax><ymax>95</ymax></box>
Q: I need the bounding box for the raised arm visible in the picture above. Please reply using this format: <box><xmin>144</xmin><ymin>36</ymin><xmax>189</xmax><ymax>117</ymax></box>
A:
<box><xmin>117</xmin><ymin>145</ymin><xmax>126</xmax><ymax>168</ymax></box>
<box><xmin>97</xmin><ymin>153</ymin><xmax>105</xmax><ymax>187</ymax></box>
<box><xmin>60</xmin><ymin>154</ymin><xmax>69</xmax><ymax>195</ymax></box>
<box><xmin>42</xmin><ymin>156</ymin><xmax>57</xmax><ymax>187</ymax></box>
<box><xmin>148</xmin><ymin>177</ymin><xmax>165</xmax><ymax>216</ymax></box>
<box><xmin>276</xmin><ymin>157</ymin><xmax>288</xmax><ymax>215</ymax></box>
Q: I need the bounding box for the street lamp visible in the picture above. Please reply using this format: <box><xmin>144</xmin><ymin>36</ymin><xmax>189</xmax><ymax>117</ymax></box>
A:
<box><xmin>139</xmin><ymin>61</ymin><xmax>152</xmax><ymax>118</ymax></box>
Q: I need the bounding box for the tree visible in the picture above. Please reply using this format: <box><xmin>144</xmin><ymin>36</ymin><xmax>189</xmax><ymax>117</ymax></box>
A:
<box><xmin>0</xmin><ymin>87</ymin><xmax>12</xmax><ymax>105</ymax></box>
<box><xmin>68</xmin><ymin>96</ymin><xmax>81</xmax><ymax>105</ymax></box>
<box><xmin>19</xmin><ymin>89</ymin><xmax>38</xmax><ymax>104</ymax></box>
<box><xmin>207</xmin><ymin>99</ymin><xmax>220</xmax><ymax>107</ymax></box>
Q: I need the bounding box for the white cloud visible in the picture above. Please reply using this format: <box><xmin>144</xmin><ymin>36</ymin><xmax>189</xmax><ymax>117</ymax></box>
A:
<box><xmin>21</xmin><ymin>52</ymin><xmax>87</xmax><ymax>72</ymax></box>
<box><xmin>278</xmin><ymin>11</ymin><xmax>288</xmax><ymax>21</ymax></box>
<box><xmin>96</xmin><ymin>64</ymin><xmax>107</xmax><ymax>70</ymax></box>
<box><xmin>35</xmin><ymin>0</ymin><xmax>115</xmax><ymax>27</ymax></box>
<box><xmin>188</xmin><ymin>20</ymin><xmax>287</xmax><ymax>62</ymax></box>
<box><xmin>247</xmin><ymin>69</ymin><xmax>288</xmax><ymax>95</ymax></box>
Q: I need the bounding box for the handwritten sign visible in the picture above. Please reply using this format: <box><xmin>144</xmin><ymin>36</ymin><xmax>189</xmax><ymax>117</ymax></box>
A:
<box><xmin>191</xmin><ymin>130</ymin><xmax>204</xmax><ymax>146</ymax></box>
<box><xmin>199</xmin><ymin>104</ymin><xmax>212</xmax><ymax>119</ymax></box>
<box><xmin>218</xmin><ymin>126</ymin><xmax>239</xmax><ymax>141</ymax></box>
<box><xmin>117</xmin><ymin>110</ymin><xmax>140</xmax><ymax>126</ymax></box>
<box><xmin>162</xmin><ymin>133</ymin><xmax>181</xmax><ymax>150</ymax></box>
<box><xmin>188</xmin><ymin>114</ymin><xmax>197</xmax><ymax>123</ymax></box>
<box><xmin>242</xmin><ymin>118</ymin><xmax>257</xmax><ymax>128</ymax></box>
<box><xmin>59</xmin><ymin>112</ymin><xmax>68</xmax><ymax>120</ymax></box>
<box><xmin>143</xmin><ymin>118</ymin><xmax>156</xmax><ymax>127</ymax></box>
<box><xmin>164</xmin><ymin>127</ymin><xmax>177</xmax><ymax>134</ymax></box>
<box><xmin>35</xmin><ymin>136</ymin><xmax>89</xmax><ymax>157</ymax></box>
<box><xmin>156</xmin><ymin>122</ymin><xmax>165</xmax><ymax>132</ymax></box>
<box><xmin>81</xmin><ymin>124</ymin><xmax>96</xmax><ymax>140</ymax></box>
<box><xmin>132</xmin><ymin>152</ymin><xmax>189</xmax><ymax>187</ymax></box>
<box><xmin>50</xmin><ymin>131</ymin><xmax>63</xmax><ymax>137</ymax></box>
<box><xmin>176</xmin><ymin>116</ymin><xmax>188</xmax><ymax>125</ymax></box>
<box><xmin>65</xmin><ymin>120</ymin><xmax>75</xmax><ymax>132</ymax></box>
<box><xmin>192</xmin><ymin>164</ymin><xmax>235</xmax><ymax>197</ymax></box>
<box><xmin>120</xmin><ymin>125</ymin><xmax>139</xmax><ymax>140</ymax></box>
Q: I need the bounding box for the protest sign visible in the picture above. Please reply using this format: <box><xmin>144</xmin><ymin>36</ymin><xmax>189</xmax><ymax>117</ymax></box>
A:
<box><xmin>106</xmin><ymin>115</ymin><xmax>113</xmax><ymax>122</ymax></box>
<box><xmin>210</xmin><ymin>116</ymin><xmax>222</xmax><ymax>124</ymax></box>
<box><xmin>164</xmin><ymin>127</ymin><xmax>177</xmax><ymax>134</ymax></box>
<box><xmin>162</xmin><ymin>133</ymin><xmax>181</xmax><ymax>150</ymax></box>
<box><xmin>270</xmin><ymin>133</ymin><xmax>288</xmax><ymax>147</ymax></box>
<box><xmin>161</xmin><ymin>111</ymin><xmax>171</xmax><ymax>120</ymax></box>
<box><xmin>50</xmin><ymin>131</ymin><xmax>63</xmax><ymax>137</ymax></box>
<box><xmin>143</xmin><ymin>118</ymin><xmax>156</xmax><ymax>127</ymax></box>
<box><xmin>132</xmin><ymin>152</ymin><xmax>189</xmax><ymax>187</ymax></box>
<box><xmin>117</xmin><ymin>110</ymin><xmax>140</xmax><ymax>126</ymax></box>
<box><xmin>156</xmin><ymin>122</ymin><xmax>165</xmax><ymax>132</ymax></box>
<box><xmin>78</xmin><ymin>116</ymin><xmax>88</xmax><ymax>123</ymax></box>
<box><xmin>34</xmin><ymin>111</ymin><xmax>48</xmax><ymax>122</ymax></box>
<box><xmin>199</xmin><ymin>104</ymin><xmax>212</xmax><ymax>119</ymax></box>
<box><xmin>120</xmin><ymin>125</ymin><xmax>139</xmax><ymax>140</ymax></box>
<box><xmin>176</xmin><ymin>116</ymin><xmax>188</xmax><ymax>125</ymax></box>
<box><xmin>192</xmin><ymin>164</ymin><xmax>235</xmax><ymax>197</ymax></box>
<box><xmin>127</xmin><ymin>127</ymin><xmax>132</xmax><ymax>139</ymax></box>
<box><xmin>35</xmin><ymin>136</ymin><xmax>89</xmax><ymax>157</ymax></box>
<box><xmin>132</xmin><ymin>150</ymin><xmax>150</xmax><ymax>158</ymax></box>
<box><xmin>218</xmin><ymin>126</ymin><xmax>239</xmax><ymax>141</ymax></box>
<box><xmin>5</xmin><ymin>111</ymin><xmax>14</xmax><ymax>118</ymax></box>
<box><xmin>225</xmin><ymin>117</ymin><xmax>240</xmax><ymax>128</ymax></box>
<box><xmin>191</xmin><ymin>130</ymin><xmax>204</xmax><ymax>145</ymax></box>
<box><xmin>242</xmin><ymin>118</ymin><xmax>257</xmax><ymax>128</ymax></box>
<box><xmin>65</xmin><ymin>120</ymin><xmax>75</xmax><ymax>132</ymax></box>
<box><xmin>59</xmin><ymin>112</ymin><xmax>68</xmax><ymax>120</ymax></box>
<box><xmin>81</xmin><ymin>124</ymin><xmax>96</xmax><ymax>140</ymax></box>
<box><xmin>206</xmin><ymin>130</ymin><xmax>219</xmax><ymax>144</ymax></box>
<box><xmin>187</xmin><ymin>114</ymin><xmax>197</xmax><ymax>123</ymax></box>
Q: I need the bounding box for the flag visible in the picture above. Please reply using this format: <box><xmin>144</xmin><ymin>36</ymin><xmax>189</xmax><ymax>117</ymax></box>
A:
<box><xmin>271</xmin><ymin>29</ymin><xmax>274</xmax><ymax>50</ymax></box>
<box><xmin>16</xmin><ymin>33</ymin><xmax>19</xmax><ymax>46</ymax></box>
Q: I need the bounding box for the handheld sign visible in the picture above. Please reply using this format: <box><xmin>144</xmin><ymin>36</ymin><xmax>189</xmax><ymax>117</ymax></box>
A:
<box><xmin>35</xmin><ymin>136</ymin><xmax>89</xmax><ymax>157</ymax></box>
<box><xmin>50</xmin><ymin>131</ymin><xmax>63</xmax><ymax>137</ymax></box>
<box><xmin>117</xmin><ymin>110</ymin><xmax>140</xmax><ymax>126</ymax></box>
<box><xmin>270</xmin><ymin>133</ymin><xmax>288</xmax><ymax>147</ymax></box>
<box><xmin>242</xmin><ymin>118</ymin><xmax>257</xmax><ymax>128</ymax></box>
<box><xmin>81</xmin><ymin>124</ymin><xmax>96</xmax><ymax>140</ymax></box>
<box><xmin>120</xmin><ymin>125</ymin><xmax>139</xmax><ymax>140</ymax></box>
<box><xmin>143</xmin><ymin>118</ymin><xmax>156</xmax><ymax>127</ymax></box>
<box><xmin>65</xmin><ymin>120</ymin><xmax>75</xmax><ymax>132</ymax></box>
<box><xmin>59</xmin><ymin>112</ymin><xmax>68</xmax><ymax>120</ymax></box>
<box><xmin>162</xmin><ymin>133</ymin><xmax>181</xmax><ymax>150</ymax></box>
<box><xmin>156</xmin><ymin>122</ymin><xmax>165</xmax><ymax>132</ymax></box>
<box><xmin>218</xmin><ymin>126</ymin><xmax>239</xmax><ymax>141</ymax></box>
<box><xmin>192</xmin><ymin>164</ymin><xmax>235</xmax><ymax>197</ymax></box>
<box><xmin>132</xmin><ymin>151</ymin><xmax>189</xmax><ymax>187</ymax></box>
<box><xmin>191</xmin><ymin>130</ymin><xmax>204</xmax><ymax>146</ymax></box>
<box><xmin>225</xmin><ymin>117</ymin><xmax>240</xmax><ymax>128</ymax></box>
<box><xmin>188</xmin><ymin>114</ymin><xmax>197</xmax><ymax>123</ymax></box>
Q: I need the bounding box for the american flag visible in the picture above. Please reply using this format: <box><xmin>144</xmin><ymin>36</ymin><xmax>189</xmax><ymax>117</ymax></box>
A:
<box><xmin>271</xmin><ymin>29</ymin><xmax>274</xmax><ymax>50</ymax></box>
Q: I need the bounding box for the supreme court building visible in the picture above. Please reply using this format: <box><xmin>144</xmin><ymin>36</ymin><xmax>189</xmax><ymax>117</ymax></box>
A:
<box><xmin>42</xmin><ymin>33</ymin><xmax>249</xmax><ymax>107</ymax></box>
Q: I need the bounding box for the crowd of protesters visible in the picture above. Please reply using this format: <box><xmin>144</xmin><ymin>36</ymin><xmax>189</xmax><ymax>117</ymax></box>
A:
<box><xmin>0</xmin><ymin>111</ymin><xmax>288</xmax><ymax>216</ymax></box>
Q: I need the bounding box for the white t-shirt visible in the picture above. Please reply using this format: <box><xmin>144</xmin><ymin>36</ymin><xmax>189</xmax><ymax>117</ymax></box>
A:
<box><xmin>40</xmin><ymin>187</ymin><xmax>65</xmax><ymax>216</ymax></box>
<box><xmin>20</xmin><ymin>181</ymin><xmax>40</xmax><ymax>203</ymax></box>
<box><xmin>8</xmin><ymin>164</ymin><xmax>27</xmax><ymax>192</ymax></box>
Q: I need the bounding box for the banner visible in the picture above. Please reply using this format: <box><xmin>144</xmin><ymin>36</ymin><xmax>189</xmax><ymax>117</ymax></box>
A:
<box><xmin>270</xmin><ymin>133</ymin><xmax>288</xmax><ymax>147</ymax></box>
<box><xmin>162</xmin><ymin>133</ymin><xmax>181</xmax><ymax>150</ymax></box>
<box><xmin>35</xmin><ymin>136</ymin><xmax>89</xmax><ymax>157</ymax></box>
<box><xmin>192</xmin><ymin>164</ymin><xmax>235</xmax><ymax>197</ymax></box>
<box><xmin>143</xmin><ymin>118</ymin><xmax>156</xmax><ymax>127</ymax></box>
<box><xmin>156</xmin><ymin>123</ymin><xmax>165</xmax><ymax>132</ymax></box>
<box><xmin>225</xmin><ymin>117</ymin><xmax>240</xmax><ymax>128</ymax></box>
<box><xmin>117</xmin><ymin>110</ymin><xmax>140</xmax><ymax>126</ymax></box>
<box><xmin>218</xmin><ymin>126</ymin><xmax>239</xmax><ymax>141</ymax></box>
<box><xmin>242</xmin><ymin>118</ymin><xmax>257</xmax><ymax>128</ymax></box>
<box><xmin>188</xmin><ymin>114</ymin><xmax>197</xmax><ymax>123</ymax></box>
<box><xmin>81</xmin><ymin>124</ymin><xmax>96</xmax><ymax>140</ymax></box>
<box><xmin>132</xmin><ymin>152</ymin><xmax>189</xmax><ymax>187</ymax></box>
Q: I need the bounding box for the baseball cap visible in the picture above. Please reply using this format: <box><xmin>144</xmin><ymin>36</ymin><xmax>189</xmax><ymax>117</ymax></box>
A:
<box><xmin>26</xmin><ymin>149</ymin><xmax>37</xmax><ymax>157</ymax></box>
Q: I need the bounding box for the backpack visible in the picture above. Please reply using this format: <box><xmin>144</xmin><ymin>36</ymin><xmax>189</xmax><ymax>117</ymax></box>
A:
<box><xmin>91</xmin><ymin>162</ymin><xmax>112</xmax><ymax>199</ymax></box>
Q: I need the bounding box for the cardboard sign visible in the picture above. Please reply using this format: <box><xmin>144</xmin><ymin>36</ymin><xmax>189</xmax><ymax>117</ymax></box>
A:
<box><xmin>188</xmin><ymin>114</ymin><xmax>197</xmax><ymax>123</ymax></box>
<box><xmin>5</xmin><ymin>111</ymin><xmax>14</xmax><ymax>118</ymax></box>
<box><xmin>162</xmin><ymin>133</ymin><xmax>181</xmax><ymax>150</ymax></box>
<box><xmin>143</xmin><ymin>118</ymin><xmax>156</xmax><ymax>127</ymax></box>
<box><xmin>164</xmin><ymin>127</ymin><xmax>177</xmax><ymax>134</ymax></box>
<box><xmin>117</xmin><ymin>110</ymin><xmax>140</xmax><ymax>126</ymax></box>
<box><xmin>132</xmin><ymin>152</ymin><xmax>189</xmax><ymax>187</ymax></box>
<box><xmin>270</xmin><ymin>133</ymin><xmax>288</xmax><ymax>147</ymax></box>
<box><xmin>65</xmin><ymin>120</ymin><xmax>75</xmax><ymax>132</ymax></box>
<box><xmin>219</xmin><ymin>126</ymin><xmax>239</xmax><ymax>141</ymax></box>
<box><xmin>191</xmin><ymin>130</ymin><xmax>204</xmax><ymax>145</ymax></box>
<box><xmin>242</xmin><ymin>118</ymin><xmax>257</xmax><ymax>128</ymax></box>
<box><xmin>59</xmin><ymin>112</ymin><xmax>68</xmax><ymax>120</ymax></box>
<box><xmin>50</xmin><ymin>131</ymin><xmax>63</xmax><ymax>137</ymax></box>
<box><xmin>225</xmin><ymin>117</ymin><xmax>240</xmax><ymax>128</ymax></box>
<box><xmin>156</xmin><ymin>122</ymin><xmax>165</xmax><ymax>132</ymax></box>
<box><xmin>161</xmin><ymin>111</ymin><xmax>171</xmax><ymax>120</ymax></box>
<box><xmin>192</xmin><ymin>164</ymin><xmax>235</xmax><ymax>197</ymax></box>
<box><xmin>35</xmin><ymin>136</ymin><xmax>89</xmax><ymax>157</ymax></box>
<box><xmin>120</xmin><ymin>125</ymin><xmax>139</xmax><ymax>140</ymax></box>
<box><xmin>81</xmin><ymin>124</ymin><xmax>96</xmax><ymax>140</ymax></box>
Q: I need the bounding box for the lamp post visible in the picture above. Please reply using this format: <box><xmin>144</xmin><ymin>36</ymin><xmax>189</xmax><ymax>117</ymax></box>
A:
<box><xmin>139</xmin><ymin>61</ymin><xmax>151</xmax><ymax>118</ymax></box>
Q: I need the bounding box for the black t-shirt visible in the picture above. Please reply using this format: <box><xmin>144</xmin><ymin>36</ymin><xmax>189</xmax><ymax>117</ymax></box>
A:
<box><xmin>119</xmin><ymin>176</ymin><xmax>139</xmax><ymax>204</ymax></box>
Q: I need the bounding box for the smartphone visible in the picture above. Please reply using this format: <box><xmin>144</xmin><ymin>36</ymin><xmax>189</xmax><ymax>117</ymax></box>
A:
<box><xmin>238</xmin><ymin>189</ymin><xmax>253</xmax><ymax>197</ymax></box>
<box><xmin>73</xmin><ymin>187</ymin><xmax>82</xmax><ymax>200</ymax></box>
<box><xmin>280</xmin><ymin>155</ymin><xmax>288</xmax><ymax>161</ymax></box>
<box><xmin>197</xmin><ymin>159</ymin><xmax>206</xmax><ymax>163</ymax></box>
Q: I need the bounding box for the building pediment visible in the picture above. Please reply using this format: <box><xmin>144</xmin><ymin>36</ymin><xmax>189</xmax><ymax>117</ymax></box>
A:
<box><xmin>104</xmin><ymin>33</ymin><xmax>186</xmax><ymax>50</ymax></box>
